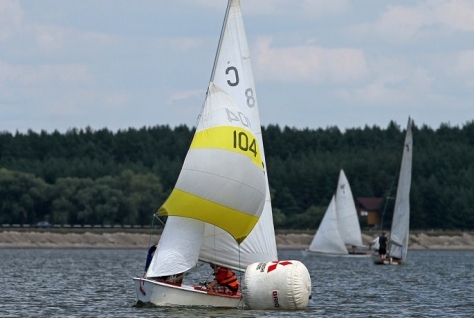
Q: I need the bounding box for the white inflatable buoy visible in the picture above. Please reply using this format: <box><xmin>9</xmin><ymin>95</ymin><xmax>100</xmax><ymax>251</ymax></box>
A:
<box><xmin>242</xmin><ymin>260</ymin><xmax>311</xmax><ymax>310</ymax></box>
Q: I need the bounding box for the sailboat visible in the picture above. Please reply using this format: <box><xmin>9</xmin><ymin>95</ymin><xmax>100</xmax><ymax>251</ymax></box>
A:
<box><xmin>133</xmin><ymin>0</ymin><xmax>278</xmax><ymax>307</ymax></box>
<box><xmin>373</xmin><ymin>117</ymin><xmax>413</xmax><ymax>265</ymax></box>
<box><xmin>302</xmin><ymin>169</ymin><xmax>370</xmax><ymax>257</ymax></box>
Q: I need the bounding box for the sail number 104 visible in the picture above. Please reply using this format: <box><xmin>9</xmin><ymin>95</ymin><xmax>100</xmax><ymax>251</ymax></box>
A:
<box><xmin>233</xmin><ymin>130</ymin><xmax>257</xmax><ymax>157</ymax></box>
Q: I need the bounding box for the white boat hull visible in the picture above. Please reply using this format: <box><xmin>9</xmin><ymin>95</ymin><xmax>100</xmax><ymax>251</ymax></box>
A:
<box><xmin>301</xmin><ymin>249</ymin><xmax>371</xmax><ymax>258</ymax></box>
<box><xmin>133</xmin><ymin>277</ymin><xmax>244</xmax><ymax>308</ymax></box>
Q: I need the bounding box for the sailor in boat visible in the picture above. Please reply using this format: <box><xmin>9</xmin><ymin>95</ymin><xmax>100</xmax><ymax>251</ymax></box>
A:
<box><xmin>160</xmin><ymin>273</ymin><xmax>184</xmax><ymax>284</ymax></box>
<box><xmin>378</xmin><ymin>231</ymin><xmax>388</xmax><ymax>259</ymax></box>
<box><xmin>144</xmin><ymin>244</ymin><xmax>157</xmax><ymax>273</ymax></box>
<box><xmin>204</xmin><ymin>263</ymin><xmax>240</xmax><ymax>295</ymax></box>
<box><xmin>351</xmin><ymin>245</ymin><xmax>357</xmax><ymax>254</ymax></box>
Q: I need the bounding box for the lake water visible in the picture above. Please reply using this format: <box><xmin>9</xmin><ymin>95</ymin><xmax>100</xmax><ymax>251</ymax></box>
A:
<box><xmin>1</xmin><ymin>249</ymin><xmax>473</xmax><ymax>317</ymax></box>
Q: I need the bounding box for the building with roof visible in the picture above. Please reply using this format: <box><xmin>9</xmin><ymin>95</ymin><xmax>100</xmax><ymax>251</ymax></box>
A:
<box><xmin>355</xmin><ymin>197</ymin><xmax>383</xmax><ymax>229</ymax></box>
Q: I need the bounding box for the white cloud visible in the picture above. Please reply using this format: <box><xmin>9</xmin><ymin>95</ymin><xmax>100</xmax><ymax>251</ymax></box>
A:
<box><xmin>254</xmin><ymin>38</ymin><xmax>368</xmax><ymax>84</ymax></box>
<box><xmin>166</xmin><ymin>89</ymin><xmax>203</xmax><ymax>105</ymax></box>
<box><xmin>103</xmin><ymin>92</ymin><xmax>132</xmax><ymax>109</ymax></box>
<box><xmin>444</xmin><ymin>50</ymin><xmax>474</xmax><ymax>88</ymax></box>
<box><xmin>352</xmin><ymin>0</ymin><xmax>474</xmax><ymax>43</ymax></box>
<box><xmin>197</xmin><ymin>0</ymin><xmax>350</xmax><ymax>16</ymax></box>
<box><xmin>170</xmin><ymin>37</ymin><xmax>204</xmax><ymax>53</ymax></box>
<box><xmin>0</xmin><ymin>62</ymin><xmax>90</xmax><ymax>86</ymax></box>
<box><xmin>33</xmin><ymin>25</ymin><xmax>69</xmax><ymax>52</ymax></box>
<box><xmin>434</xmin><ymin>0</ymin><xmax>474</xmax><ymax>32</ymax></box>
<box><xmin>452</xmin><ymin>50</ymin><xmax>474</xmax><ymax>75</ymax></box>
<box><xmin>0</xmin><ymin>0</ymin><xmax>23</xmax><ymax>41</ymax></box>
<box><xmin>337</xmin><ymin>58</ymin><xmax>437</xmax><ymax>107</ymax></box>
<box><xmin>245</xmin><ymin>0</ymin><xmax>350</xmax><ymax>16</ymax></box>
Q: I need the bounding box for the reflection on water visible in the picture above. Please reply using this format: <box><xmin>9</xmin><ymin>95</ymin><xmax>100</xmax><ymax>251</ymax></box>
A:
<box><xmin>1</xmin><ymin>249</ymin><xmax>474</xmax><ymax>317</ymax></box>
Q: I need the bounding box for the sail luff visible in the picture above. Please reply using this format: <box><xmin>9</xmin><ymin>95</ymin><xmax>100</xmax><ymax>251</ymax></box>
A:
<box><xmin>210</xmin><ymin>0</ymin><xmax>233</xmax><ymax>82</ymax></box>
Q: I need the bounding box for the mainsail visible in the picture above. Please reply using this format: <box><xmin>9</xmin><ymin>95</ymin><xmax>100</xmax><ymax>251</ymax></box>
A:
<box><xmin>388</xmin><ymin>118</ymin><xmax>413</xmax><ymax>261</ymax></box>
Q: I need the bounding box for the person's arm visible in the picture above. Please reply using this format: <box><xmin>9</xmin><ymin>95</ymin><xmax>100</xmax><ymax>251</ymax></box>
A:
<box><xmin>206</xmin><ymin>280</ymin><xmax>217</xmax><ymax>289</ymax></box>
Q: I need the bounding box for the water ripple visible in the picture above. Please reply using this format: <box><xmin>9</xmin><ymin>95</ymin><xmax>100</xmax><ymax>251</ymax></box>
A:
<box><xmin>1</xmin><ymin>249</ymin><xmax>474</xmax><ymax>317</ymax></box>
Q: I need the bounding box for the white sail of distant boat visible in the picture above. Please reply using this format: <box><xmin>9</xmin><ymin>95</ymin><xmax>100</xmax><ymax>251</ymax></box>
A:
<box><xmin>336</xmin><ymin>169</ymin><xmax>364</xmax><ymax>248</ymax></box>
<box><xmin>373</xmin><ymin>117</ymin><xmax>413</xmax><ymax>265</ymax></box>
<box><xmin>306</xmin><ymin>195</ymin><xmax>348</xmax><ymax>255</ymax></box>
<box><xmin>302</xmin><ymin>170</ymin><xmax>369</xmax><ymax>257</ymax></box>
<box><xmin>133</xmin><ymin>0</ymin><xmax>278</xmax><ymax>307</ymax></box>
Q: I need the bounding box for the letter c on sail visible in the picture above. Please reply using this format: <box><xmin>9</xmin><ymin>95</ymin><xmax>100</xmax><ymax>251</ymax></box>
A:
<box><xmin>226</xmin><ymin>66</ymin><xmax>239</xmax><ymax>86</ymax></box>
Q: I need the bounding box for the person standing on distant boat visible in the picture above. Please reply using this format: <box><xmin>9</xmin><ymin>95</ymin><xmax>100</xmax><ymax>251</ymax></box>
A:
<box><xmin>379</xmin><ymin>231</ymin><xmax>388</xmax><ymax>259</ymax></box>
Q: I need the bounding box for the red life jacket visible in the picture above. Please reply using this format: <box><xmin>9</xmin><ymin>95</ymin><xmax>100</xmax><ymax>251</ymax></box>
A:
<box><xmin>215</xmin><ymin>266</ymin><xmax>239</xmax><ymax>291</ymax></box>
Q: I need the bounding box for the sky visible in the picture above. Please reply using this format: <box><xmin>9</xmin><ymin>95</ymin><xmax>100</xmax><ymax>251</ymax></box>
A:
<box><xmin>1</xmin><ymin>0</ymin><xmax>474</xmax><ymax>134</ymax></box>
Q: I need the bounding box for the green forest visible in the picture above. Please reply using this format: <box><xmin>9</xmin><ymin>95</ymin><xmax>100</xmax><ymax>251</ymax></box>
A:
<box><xmin>1</xmin><ymin>120</ymin><xmax>474</xmax><ymax>230</ymax></box>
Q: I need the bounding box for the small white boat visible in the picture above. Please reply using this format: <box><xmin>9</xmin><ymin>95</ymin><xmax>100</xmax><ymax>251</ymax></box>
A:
<box><xmin>133</xmin><ymin>0</ymin><xmax>279</xmax><ymax>308</ymax></box>
<box><xmin>303</xmin><ymin>170</ymin><xmax>371</xmax><ymax>258</ymax></box>
<box><xmin>134</xmin><ymin>278</ymin><xmax>243</xmax><ymax>307</ymax></box>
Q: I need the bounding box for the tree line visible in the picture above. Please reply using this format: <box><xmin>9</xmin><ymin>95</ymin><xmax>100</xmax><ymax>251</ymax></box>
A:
<box><xmin>1</xmin><ymin>120</ymin><xmax>474</xmax><ymax>230</ymax></box>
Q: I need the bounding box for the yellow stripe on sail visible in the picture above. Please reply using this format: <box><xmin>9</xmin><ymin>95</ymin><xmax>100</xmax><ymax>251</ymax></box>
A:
<box><xmin>158</xmin><ymin>189</ymin><xmax>259</xmax><ymax>244</ymax></box>
<box><xmin>191</xmin><ymin>126</ymin><xmax>263</xmax><ymax>169</ymax></box>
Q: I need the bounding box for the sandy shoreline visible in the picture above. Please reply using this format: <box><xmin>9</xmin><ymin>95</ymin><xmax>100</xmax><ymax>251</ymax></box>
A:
<box><xmin>1</xmin><ymin>230</ymin><xmax>474</xmax><ymax>250</ymax></box>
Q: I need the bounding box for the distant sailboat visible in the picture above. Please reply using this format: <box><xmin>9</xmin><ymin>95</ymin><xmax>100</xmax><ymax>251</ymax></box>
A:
<box><xmin>302</xmin><ymin>170</ymin><xmax>370</xmax><ymax>257</ymax></box>
<box><xmin>373</xmin><ymin>117</ymin><xmax>413</xmax><ymax>265</ymax></box>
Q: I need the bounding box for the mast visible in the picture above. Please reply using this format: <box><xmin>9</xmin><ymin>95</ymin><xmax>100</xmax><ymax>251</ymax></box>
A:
<box><xmin>197</xmin><ymin>0</ymin><xmax>232</xmax><ymax>126</ymax></box>
<box><xmin>210</xmin><ymin>0</ymin><xmax>233</xmax><ymax>82</ymax></box>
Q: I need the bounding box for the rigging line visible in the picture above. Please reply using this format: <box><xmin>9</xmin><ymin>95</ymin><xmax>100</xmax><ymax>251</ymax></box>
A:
<box><xmin>379</xmin><ymin>180</ymin><xmax>395</xmax><ymax>235</ymax></box>
<box><xmin>143</xmin><ymin>214</ymin><xmax>158</xmax><ymax>277</ymax></box>
<box><xmin>146</xmin><ymin>213</ymin><xmax>156</xmax><ymax>248</ymax></box>
<box><xmin>197</xmin><ymin>262</ymin><xmax>212</xmax><ymax>285</ymax></box>
<box><xmin>146</xmin><ymin>214</ymin><xmax>164</xmax><ymax>247</ymax></box>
